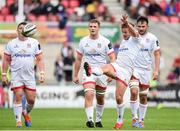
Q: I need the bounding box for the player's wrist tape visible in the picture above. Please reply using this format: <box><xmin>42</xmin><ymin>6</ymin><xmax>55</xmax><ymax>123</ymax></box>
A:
<box><xmin>40</xmin><ymin>71</ymin><xmax>45</xmax><ymax>75</ymax></box>
<box><xmin>2</xmin><ymin>73</ymin><xmax>7</xmax><ymax>76</ymax></box>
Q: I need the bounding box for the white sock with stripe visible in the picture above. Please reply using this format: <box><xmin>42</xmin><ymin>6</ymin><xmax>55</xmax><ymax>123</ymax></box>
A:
<box><xmin>96</xmin><ymin>104</ymin><xmax>104</xmax><ymax>122</ymax></box>
<box><xmin>116</xmin><ymin>103</ymin><xmax>125</xmax><ymax>123</ymax></box>
<box><xmin>85</xmin><ymin>106</ymin><xmax>94</xmax><ymax>122</ymax></box>
<box><xmin>130</xmin><ymin>101</ymin><xmax>139</xmax><ymax>119</ymax></box>
<box><xmin>13</xmin><ymin>103</ymin><xmax>22</xmax><ymax>122</ymax></box>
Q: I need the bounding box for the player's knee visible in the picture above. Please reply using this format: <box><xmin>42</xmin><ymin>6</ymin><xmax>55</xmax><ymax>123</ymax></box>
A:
<box><xmin>96</xmin><ymin>94</ymin><xmax>104</xmax><ymax>105</ymax></box>
<box><xmin>14</xmin><ymin>94</ymin><xmax>23</xmax><ymax>103</ymax></box>
<box><xmin>116</xmin><ymin>94</ymin><xmax>123</xmax><ymax>104</ymax></box>
<box><xmin>131</xmin><ymin>88</ymin><xmax>138</xmax><ymax>96</ymax></box>
<box><xmin>27</xmin><ymin>98</ymin><xmax>35</xmax><ymax>105</ymax></box>
<box><xmin>139</xmin><ymin>95</ymin><xmax>147</xmax><ymax>104</ymax></box>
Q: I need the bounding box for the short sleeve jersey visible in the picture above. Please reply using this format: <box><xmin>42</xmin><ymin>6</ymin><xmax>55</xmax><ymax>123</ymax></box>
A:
<box><xmin>77</xmin><ymin>35</ymin><xmax>114</xmax><ymax>67</ymax></box>
<box><xmin>116</xmin><ymin>36</ymin><xmax>140</xmax><ymax>73</ymax></box>
<box><xmin>134</xmin><ymin>32</ymin><xmax>160</xmax><ymax>70</ymax></box>
<box><xmin>4</xmin><ymin>37</ymin><xmax>42</xmax><ymax>81</ymax></box>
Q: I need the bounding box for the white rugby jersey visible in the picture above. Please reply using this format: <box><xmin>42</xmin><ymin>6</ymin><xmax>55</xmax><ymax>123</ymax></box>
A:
<box><xmin>77</xmin><ymin>34</ymin><xmax>114</xmax><ymax>67</ymax></box>
<box><xmin>4</xmin><ymin>37</ymin><xmax>42</xmax><ymax>81</ymax></box>
<box><xmin>116</xmin><ymin>36</ymin><xmax>140</xmax><ymax>74</ymax></box>
<box><xmin>134</xmin><ymin>32</ymin><xmax>160</xmax><ymax>70</ymax></box>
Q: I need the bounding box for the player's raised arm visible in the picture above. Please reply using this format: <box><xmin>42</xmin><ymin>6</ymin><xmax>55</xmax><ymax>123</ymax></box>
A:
<box><xmin>121</xmin><ymin>14</ymin><xmax>139</xmax><ymax>37</ymax></box>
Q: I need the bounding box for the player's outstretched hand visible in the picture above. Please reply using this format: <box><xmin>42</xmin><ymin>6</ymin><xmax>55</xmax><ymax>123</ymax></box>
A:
<box><xmin>39</xmin><ymin>71</ymin><xmax>45</xmax><ymax>83</ymax></box>
<box><xmin>121</xmin><ymin>14</ymin><xmax>128</xmax><ymax>24</ymax></box>
<box><xmin>2</xmin><ymin>75</ymin><xmax>8</xmax><ymax>87</ymax></box>
<box><xmin>152</xmin><ymin>70</ymin><xmax>158</xmax><ymax>80</ymax></box>
<box><xmin>73</xmin><ymin>76</ymin><xmax>79</xmax><ymax>84</ymax></box>
<box><xmin>107</xmin><ymin>77</ymin><xmax>113</xmax><ymax>83</ymax></box>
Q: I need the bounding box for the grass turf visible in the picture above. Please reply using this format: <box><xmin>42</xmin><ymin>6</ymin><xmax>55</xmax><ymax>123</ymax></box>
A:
<box><xmin>0</xmin><ymin>107</ymin><xmax>180</xmax><ymax>130</ymax></box>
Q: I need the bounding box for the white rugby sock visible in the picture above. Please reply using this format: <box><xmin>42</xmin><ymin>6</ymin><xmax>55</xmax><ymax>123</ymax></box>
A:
<box><xmin>26</xmin><ymin>103</ymin><xmax>34</xmax><ymax>114</ymax></box>
<box><xmin>85</xmin><ymin>106</ymin><xmax>94</xmax><ymax>122</ymax></box>
<box><xmin>96</xmin><ymin>104</ymin><xmax>104</xmax><ymax>122</ymax></box>
<box><xmin>92</xmin><ymin>67</ymin><xmax>103</xmax><ymax>76</ymax></box>
<box><xmin>116</xmin><ymin>103</ymin><xmax>125</xmax><ymax>123</ymax></box>
<box><xmin>130</xmin><ymin>101</ymin><xmax>139</xmax><ymax>119</ymax></box>
<box><xmin>13</xmin><ymin>103</ymin><xmax>22</xmax><ymax>122</ymax></box>
<box><xmin>139</xmin><ymin>103</ymin><xmax>148</xmax><ymax>122</ymax></box>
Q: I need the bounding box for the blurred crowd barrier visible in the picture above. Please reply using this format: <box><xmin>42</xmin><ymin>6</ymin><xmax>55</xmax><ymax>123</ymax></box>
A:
<box><xmin>0</xmin><ymin>84</ymin><xmax>179</xmax><ymax>108</ymax></box>
<box><xmin>0</xmin><ymin>22</ymin><xmax>120</xmax><ymax>44</ymax></box>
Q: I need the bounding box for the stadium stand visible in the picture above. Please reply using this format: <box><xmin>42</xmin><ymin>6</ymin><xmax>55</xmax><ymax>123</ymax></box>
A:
<box><xmin>0</xmin><ymin>0</ymin><xmax>115</xmax><ymax>23</ymax></box>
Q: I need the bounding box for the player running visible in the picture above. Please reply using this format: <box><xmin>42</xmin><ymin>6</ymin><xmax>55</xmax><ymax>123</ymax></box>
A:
<box><xmin>73</xmin><ymin>19</ymin><xmax>116</xmax><ymax>128</ymax></box>
<box><xmin>1</xmin><ymin>22</ymin><xmax>45</xmax><ymax>128</ymax></box>
<box><xmin>129</xmin><ymin>16</ymin><xmax>160</xmax><ymax>128</ymax></box>
<box><xmin>83</xmin><ymin>15</ymin><xmax>140</xmax><ymax>129</ymax></box>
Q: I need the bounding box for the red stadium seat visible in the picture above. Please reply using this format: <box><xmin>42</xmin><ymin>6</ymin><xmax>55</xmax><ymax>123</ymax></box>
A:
<box><xmin>27</xmin><ymin>14</ymin><xmax>36</xmax><ymax>21</ymax></box>
<box><xmin>1</xmin><ymin>6</ymin><xmax>9</xmax><ymax>15</ymax></box>
<box><xmin>148</xmin><ymin>16</ymin><xmax>159</xmax><ymax>22</ymax></box>
<box><xmin>61</xmin><ymin>0</ymin><xmax>69</xmax><ymax>8</ymax></box>
<box><xmin>69</xmin><ymin>0</ymin><xmax>79</xmax><ymax>8</ymax></box>
<box><xmin>169</xmin><ymin>16</ymin><xmax>179</xmax><ymax>23</ymax></box>
<box><xmin>7</xmin><ymin>0</ymin><xmax>15</xmax><ymax>6</ymax></box>
<box><xmin>160</xmin><ymin>16</ymin><xmax>169</xmax><ymax>23</ymax></box>
<box><xmin>159</xmin><ymin>0</ymin><xmax>167</xmax><ymax>11</ymax></box>
<box><xmin>48</xmin><ymin>15</ymin><xmax>58</xmax><ymax>21</ymax></box>
<box><xmin>66</xmin><ymin>8</ymin><xmax>75</xmax><ymax>15</ymax></box>
<box><xmin>0</xmin><ymin>15</ymin><xmax>4</xmax><ymax>21</ymax></box>
<box><xmin>5</xmin><ymin>15</ymin><xmax>14</xmax><ymax>22</ymax></box>
<box><xmin>37</xmin><ymin>15</ymin><xmax>47</xmax><ymax>21</ymax></box>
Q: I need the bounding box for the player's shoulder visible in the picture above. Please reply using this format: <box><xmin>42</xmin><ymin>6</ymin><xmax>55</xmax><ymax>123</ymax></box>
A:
<box><xmin>28</xmin><ymin>37</ymin><xmax>39</xmax><ymax>43</ymax></box>
<box><xmin>80</xmin><ymin>36</ymin><xmax>89</xmax><ymax>42</ymax></box>
<box><xmin>147</xmin><ymin>32</ymin><xmax>158</xmax><ymax>40</ymax></box>
<box><xmin>27</xmin><ymin>37</ymin><xmax>40</xmax><ymax>46</ymax></box>
<box><xmin>99</xmin><ymin>34</ymin><xmax>110</xmax><ymax>43</ymax></box>
<box><xmin>7</xmin><ymin>38</ymin><xmax>18</xmax><ymax>46</ymax></box>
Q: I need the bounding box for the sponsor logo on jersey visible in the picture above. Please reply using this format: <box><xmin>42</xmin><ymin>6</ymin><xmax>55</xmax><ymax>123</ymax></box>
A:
<box><xmin>14</xmin><ymin>44</ymin><xmax>19</xmax><ymax>48</ymax></box>
<box><xmin>140</xmin><ymin>48</ymin><xmax>148</xmax><ymax>51</ymax></box>
<box><xmin>14</xmin><ymin>50</ymin><xmax>32</xmax><ymax>57</ymax></box>
<box><xmin>97</xmin><ymin>43</ymin><xmax>101</xmax><ymax>48</ymax></box>
<box><xmin>119</xmin><ymin>48</ymin><xmax>128</xmax><ymax>52</ymax></box>
<box><xmin>27</xmin><ymin>43</ymin><xmax>31</xmax><ymax>48</ymax></box>
<box><xmin>85</xmin><ymin>43</ymin><xmax>89</xmax><ymax>47</ymax></box>
<box><xmin>146</xmin><ymin>38</ymin><xmax>150</xmax><ymax>43</ymax></box>
<box><xmin>85</xmin><ymin>53</ymin><xmax>101</xmax><ymax>57</ymax></box>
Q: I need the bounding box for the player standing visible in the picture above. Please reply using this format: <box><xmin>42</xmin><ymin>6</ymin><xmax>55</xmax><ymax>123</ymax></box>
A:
<box><xmin>73</xmin><ymin>19</ymin><xmax>116</xmax><ymax>128</ymax></box>
<box><xmin>84</xmin><ymin>15</ymin><xmax>140</xmax><ymax>129</ymax></box>
<box><xmin>1</xmin><ymin>22</ymin><xmax>45</xmax><ymax>128</ymax></box>
<box><xmin>129</xmin><ymin>16</ymin><xmax>160</xmax><ymax>128</ymax></box>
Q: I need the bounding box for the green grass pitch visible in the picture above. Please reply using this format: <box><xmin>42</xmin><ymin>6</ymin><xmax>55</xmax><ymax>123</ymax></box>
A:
<box><xmin>0</xmin><ymin>107</ymin><xmax>180</xmax><ymax>130</ymax></box>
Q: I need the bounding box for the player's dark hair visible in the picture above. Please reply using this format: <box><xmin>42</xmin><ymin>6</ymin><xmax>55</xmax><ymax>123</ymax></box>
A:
<box><xmin>137</xmin><ymin>16</ymin><xmax>148</xmax><ymax>25</ymax></box>
<box><xmin>89</xmin><ymin>19</ymin><xmax>100</xmax><ymax>27</ymax></box>
<box><xmin>121</xmin><ymin>22</ymin><xmax>134</xmax><ymax>29</ymax></box>
<box><xmin>17</xmin><ymin>22</ymin><xmax>27</xmax><ymax>28</ymax></box>
<box><xmin>121</xmin><ymin>23</ymin><xmax>128</xmax><ymax>29</ymax></box>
